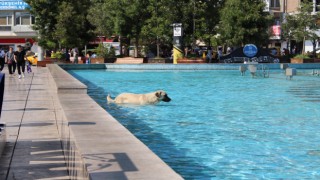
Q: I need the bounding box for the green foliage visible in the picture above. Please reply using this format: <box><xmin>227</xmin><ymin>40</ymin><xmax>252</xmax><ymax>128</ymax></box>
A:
<box><xmin>96</xmin><ymin>43</ymin><xmax>116</xmax><ymax>59</ymax></box>
<box><xmin>25</xmin><ymin>0</ymin><xmax>95</xmax><ymax>49</ymax></box>
<box><xmin>218</xmin><ymin>0</ymin><xmax>272</xmax><ymax>46</ymax></box>
<box><xmin>24</xmin><ymin>0</ymin><xmax>59</xmax><ymax>49</ymax></box>
<box><xmin>51</xmin><ymin>51</ymin><xmax>66</xmax><ymax>60</ymax></box>
<box><xmin>29</xmin><ymin>0</ymin><xmax>279</xmax><ymax>55</ymax></box>
<box><xmin>293</xmin><ymin>54</ymin><xmax>310</xmax><ymax>59</ymax></box>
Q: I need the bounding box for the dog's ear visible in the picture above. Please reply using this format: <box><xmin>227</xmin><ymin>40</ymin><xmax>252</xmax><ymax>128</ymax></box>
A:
<box><xmin>155</xmin><ymin>92</ymin><xmax>160</xmax><ymax>98</ymax></box>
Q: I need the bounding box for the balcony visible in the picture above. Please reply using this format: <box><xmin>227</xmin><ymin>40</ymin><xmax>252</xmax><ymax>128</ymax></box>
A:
<box><xmin>12</xmin><ymin>25</ymin><xmax>35</xmax><ymax>33</ymax></box>
<box><xmin>0</xmin><ymin>26</ymin><xmax>11</xmax><ymax>31</ymax></box>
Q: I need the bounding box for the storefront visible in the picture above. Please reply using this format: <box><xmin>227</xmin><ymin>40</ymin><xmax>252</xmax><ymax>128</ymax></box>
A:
<box><xmin>0</xmin><ymin>0</ymin><xmax>37</xmax><ymax>51</ymax></box>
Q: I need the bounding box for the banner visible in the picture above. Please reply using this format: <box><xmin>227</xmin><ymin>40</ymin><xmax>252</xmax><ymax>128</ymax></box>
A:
<box><xmin>0</xmin><ymin>0</ymin><xmax>29</xmax><ymax>10</ymax></box>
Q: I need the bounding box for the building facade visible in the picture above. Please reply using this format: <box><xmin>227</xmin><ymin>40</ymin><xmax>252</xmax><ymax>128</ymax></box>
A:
<box><xmin>0</xmin><ymin>0</ymin><xmax>37</xmax><ymax>51</ymax></box>
<box><xmin>266</xmin><ymin>0</ymin><xmax>320</xmax><ymax>53</ymax></box>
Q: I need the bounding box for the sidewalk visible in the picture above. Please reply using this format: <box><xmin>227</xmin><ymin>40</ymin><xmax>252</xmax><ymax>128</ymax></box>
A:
<box><xmin>0</xmin><ymin>66</ymin><xmax>69</xmax><ymax>179</ymax></box>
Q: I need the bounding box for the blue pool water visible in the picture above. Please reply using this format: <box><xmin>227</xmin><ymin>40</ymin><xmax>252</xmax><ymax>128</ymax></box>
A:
<box><xmin>69</xmin><ymin>69</ymin><xmax>320</xmax><ymax>179</ymax></box>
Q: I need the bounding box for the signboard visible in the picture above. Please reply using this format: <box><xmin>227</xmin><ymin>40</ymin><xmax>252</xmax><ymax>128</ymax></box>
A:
<box><xmin>270</xmin><ymin>25</ymin><xmax>281</xmax><ymax>40</ymax></box>
<box><xmin>174</xmin><ymin>27</ymin><xmax>182</xmax><ymax>37</ymax></box>
<box><xmin>173</xmin><ymin>23</ymin><xmax>182</xmax><ymax>37</ymax></box>
<box><xmin>0</xmin><ymin>0</ymin><xmax>29</xmax><ymax>10</ymax></box>
<box><xmin>243</xmin><ymin>44</ymin><xmax>258</xmax><ymax>58</ymax></box>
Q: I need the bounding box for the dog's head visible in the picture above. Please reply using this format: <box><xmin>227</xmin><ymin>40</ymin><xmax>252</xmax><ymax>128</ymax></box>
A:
<box><xmin>155</xmin><ymin>90</ymin><xmax>171</xmax><ymax>102</ymax></box>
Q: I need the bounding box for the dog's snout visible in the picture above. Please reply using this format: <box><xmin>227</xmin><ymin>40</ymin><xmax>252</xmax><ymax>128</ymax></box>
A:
<box><xmin>162</xmin><ymin>95</ymin><xmax>171</xmax><ymax>102</ymax></box>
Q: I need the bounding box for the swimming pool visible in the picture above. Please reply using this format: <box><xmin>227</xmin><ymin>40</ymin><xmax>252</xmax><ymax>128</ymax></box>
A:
<box><xmin>69</xmin><ymin>69</ymin><xmax>320</xmax><ymax>179</ymax></box>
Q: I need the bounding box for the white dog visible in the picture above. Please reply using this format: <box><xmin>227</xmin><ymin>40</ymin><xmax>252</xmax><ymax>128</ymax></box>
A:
<box><xmin>107</xmin><ymin>90</ymin><xmax>171</xmax><ymax>105</ymax></box>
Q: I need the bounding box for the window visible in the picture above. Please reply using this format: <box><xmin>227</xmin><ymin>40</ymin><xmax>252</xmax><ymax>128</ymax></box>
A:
<box><xmin>316</xmin><ymin>0</ymin><xmax>320</xmax><ymax>11</ymax></box>
<box><xmin>15</xmin><ymin>12</ymin><xmax>34</xmax><ymax>25</ymax></box>
<box><xmin>270</xmin><ymin>0</ymin><xmax>280</xmax><ymax>8</ymax></box>
<box><xmin>0</xmin><ymin>12</ymin><xmax>13</xmax><ymax>26</ymax></box>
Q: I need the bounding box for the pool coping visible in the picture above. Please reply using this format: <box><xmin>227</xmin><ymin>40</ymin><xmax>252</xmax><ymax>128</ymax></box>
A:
<box><xmin>59</xmin><ymin>63</ymin><xmax>320</xmax><ymax>71</ymax></box>
<box><xmin>47</xmin><ymin>64</ymin><xmax>183</xmax><ymax>180</ymax></box>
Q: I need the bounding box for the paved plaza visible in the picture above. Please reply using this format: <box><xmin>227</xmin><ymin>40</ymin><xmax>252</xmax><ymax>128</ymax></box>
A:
<box><xmin>0</xmin><ymin>66</ymin><xmax>70</xmax><ymax>179</ymax></box>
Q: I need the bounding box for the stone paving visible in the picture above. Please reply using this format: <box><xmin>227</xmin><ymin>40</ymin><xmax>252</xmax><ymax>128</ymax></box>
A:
<box><xmin>0</xmin><ymin>66</ymin><xmax>70</xmax><ymax>180</ymax></box>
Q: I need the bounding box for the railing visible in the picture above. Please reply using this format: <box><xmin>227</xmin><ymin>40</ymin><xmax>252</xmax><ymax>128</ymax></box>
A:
<box><xmin>0</xmin><ymin>26</ymin><xmax>11</xmax><ymax>31</ymax></box>
<box><xmin>12</xmin><ymin>25</ymin><xmax>35</xmax><ymax>32</ymax></box>
<box><xmin>0</xmin><ymin>73</ymin><xmax>4</xmax><ymax>118</ymax></box>
<box><xmin>0</xmin><ymin>73</ymin><xmax>6</xmax><ymax>157</ymax></box>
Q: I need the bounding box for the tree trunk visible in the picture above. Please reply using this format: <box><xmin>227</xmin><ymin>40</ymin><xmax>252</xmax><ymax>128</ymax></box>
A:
<box><xmin>156</xmin><ymin>36</ymin><xmax>160</xmax><ymax>58</ymax></box>
<box><xmin>302</xmin><ymin>36</ymin><xmax>306</xmax><ymax>54</ymax></box>
<box><xmin>312</xmin><ymin>40</ymin><xmax>316</xmax><ymax>58</ymax></box>
<box><xmin>134</xmin><ymin>36</ymin><xmax>139</xmax><ymax>58</ymax></box>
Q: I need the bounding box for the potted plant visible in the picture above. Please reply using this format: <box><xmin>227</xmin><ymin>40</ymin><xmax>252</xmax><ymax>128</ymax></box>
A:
<box><xmin>290</xmin><ymin>54</ymin><xmax>313</xmax><ymax>63</ymax></box>
<box><xmin>93</xmin><ymin>43</ymin><xmax>116</xmax><ymax>63</ymax></box>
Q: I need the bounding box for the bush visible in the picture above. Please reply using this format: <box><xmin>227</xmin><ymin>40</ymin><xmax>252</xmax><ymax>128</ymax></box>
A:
<box><xmin>293</xmin><ymin>54</ymin><xmax>310</xmax><ymax>59</ymax></box>
<box><xmin>51</xmin><ymin>51</ymin><xmax>66</xmax><ymax>60</ymax></box>
<box><xmin>96</xmin><ymin>43</ymin><xmax>116</xmax><ymax>58</ymax></box>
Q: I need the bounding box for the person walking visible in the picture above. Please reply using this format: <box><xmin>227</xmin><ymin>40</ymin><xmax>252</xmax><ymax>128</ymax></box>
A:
<box><xmin>14</xmin><ymin>45</ymin><xmax>26</xmax><ymax>79</ymax></box>
<box><xmin>5</xmin><ymin>47</ymin><xmax>16</xmax><ymax>75</ymax></box>
<box><xmin>73</xmin><ymin>48</ymin><xmax>79</xmax><ymax>64</ymax></box>
<box><xmin>0</xmin><ymin>48</ymin><xmax>5</xmax><ymax>72</ymax></box>
<box><xmin>207</xmin><ymin>46</ymin><xmax>213</xmax><ymax>63</ymax></box>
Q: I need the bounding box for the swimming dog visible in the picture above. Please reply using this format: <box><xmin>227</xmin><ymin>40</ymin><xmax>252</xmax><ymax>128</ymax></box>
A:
<box><xmin>107</xmin><ymin>90</ymin><xmax>171</xmax><ymax>105</ymax></box>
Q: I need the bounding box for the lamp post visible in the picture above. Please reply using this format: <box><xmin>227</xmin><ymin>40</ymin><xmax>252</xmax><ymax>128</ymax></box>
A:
<box><xmin>172</xmin><ymin>23</ymin><xmax>183</xmax><ymax>64</ymax></box>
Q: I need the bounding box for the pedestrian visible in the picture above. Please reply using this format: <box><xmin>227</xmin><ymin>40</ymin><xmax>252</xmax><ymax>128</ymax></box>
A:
<box><xmin>85</xmin><ymin>52</ymin><xmax>91</xmax><ymax>64</ymax></box>
<box><xmin>0</xmin><ymin>48</ymin><xmax>5</xmax><ymax>72</ymax></box>
<box><xmin>292</xmin><ymin>46</ymin><xmax>297</xmax><ymax>55</ymax></box>
<box><xmin>73</xmin><ymin>48</ymin><xmax>79</xmax><ymax>64</ymax></box>
<box><xmin>5</xmin><ymin>47</ymin><xmax>16</xmax><ymax>76</ymax></box>
<box><xmin>184</xmin><ymin>47</ymin><xmax>188</xmax><ymax>57</ymax></box>
<box><xmin>14</xmin><ymin>45</ymin><xmax>26</xmax><ymax>79</ymax></box>
<box><xmin>207</xmin><ymin>46</ymin><xmax>213</xmax><ymax>63</ymax></box>
<box><xmin>26</xmin><ymin>58</ymin><xmax>32</xmax><ymax>73</ymax></box>
<box><xmin>65</xmin><ymin>49</ymin><xmax>70</xmax><ymax>62</ymax></box>
<box><xmin>227</xmin><ymin>47</ymin><xmax>232</xmax><ymax>54</ymax></box>
<box><xmin>217</xmin><ymin>46</ymin><xmax>223</xmax><ymax>61</ymax></box>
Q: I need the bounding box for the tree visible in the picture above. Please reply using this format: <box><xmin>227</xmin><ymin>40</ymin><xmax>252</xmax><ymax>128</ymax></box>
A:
<box><xmin>190</xmin><ymin>0</ymin><xmax>225</xmax><ymax>47</ymax></box>
<box><xmin>25</xmin><ymin>0</ymin><xmax>60</xmax><ymax>49</ymax></box>
<box><xmin>25</xmin><ymin>0</ymin><xmax>95</xmax><ymax>50</ymax></box>
<box><xmin>282</xmin><ymin>1</ymin><xmax>320</xmax><ymax>55</ymax></box>
<box><xmin>87</xmin><ymin>0</ymin><xmax>115</xmax><ymax>37</ymax></box>
<box><xmin>281</xmin><ymin>14</ymin><xmax>296</xmax><ymax>52</ymax></box>
<box><xmin>54</xmin><ymin>0</ymin><xmax>94</xmax><ymax>48</ymax></box>
<box><xmin>218</xmin><ymin>0</ymin><xmax>273</xmax><ymax>47</ymax></box>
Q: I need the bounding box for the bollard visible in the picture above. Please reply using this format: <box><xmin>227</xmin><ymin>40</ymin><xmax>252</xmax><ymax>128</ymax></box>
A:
<box><xmin>286</xmin><ymin>68</ymin><xmax>297</xmax><ymax>80</ymax></box>
<box><xmin>248</xmin><ymin>64</ymin><xmax>257</xmax><ymax>78</ymax></box>
<box><xmin>239</xmin><ymin>65</ymin><xmax>247</xmax><ymax>76</ymax></box>
<box><xmin>280</xmin><ymin>63</ymin><xmax>289</xmax><ymax>70</ymax></box>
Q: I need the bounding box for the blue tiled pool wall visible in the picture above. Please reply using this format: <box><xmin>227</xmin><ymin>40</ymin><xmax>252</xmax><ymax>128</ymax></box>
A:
<box><xmin>59</xmin><ymin>63</ymin><xmax>320</xmax><ymax>70</ymax></box>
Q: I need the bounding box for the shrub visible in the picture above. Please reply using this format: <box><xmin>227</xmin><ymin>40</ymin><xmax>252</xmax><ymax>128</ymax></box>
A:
<box><xmin>293</xmin><ymin>54</ymin><xmax>310</xmax><ymax>59</ymax></box>
<box><xmin>96</xmin><ymin>43</ymin><xmax>116</xmax><ymax>59</ymax></box>
<box><xmin>51</xmin><ymin>51</ymin><xmax>66</xmax><ymax>60</ymax></box>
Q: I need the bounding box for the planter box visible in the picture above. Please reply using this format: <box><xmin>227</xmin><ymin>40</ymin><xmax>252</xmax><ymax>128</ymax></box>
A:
<box><xmin>290</xmin><ymin>58</ymin><xmax>314</xmax><ymax>63</ymax></box>
<box><xmin>90</xmin><ymin>57</ymin><xmax>104</xmax><ymax>64</ymax></box>
<box><xmin>177</xmin><ymin>58</ymin><xmax>206</xmax><ymax>63</ymax></box>
<box><xmin>37</xmin><ymin>58</ymin><xmax>58</xmax><ymax>67</ymax></box>
<box><xmin>104</xmin><ymin>57</ymin><xmax>117</xmax><ymax>63</ymax></box>
<box><xmin>314</xmin><ymin>58</ymin><xmax>320</xmax><ymax>63</ymax></box>
<box><xmin>90</xmin><ymin>57</ymin><xmax>116</xmax><ymax>64</ymax></box>
<box><xmin>148</xmin><ymin>58</ymin><xmax>166</xmax><ymax>63</ymax></box>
